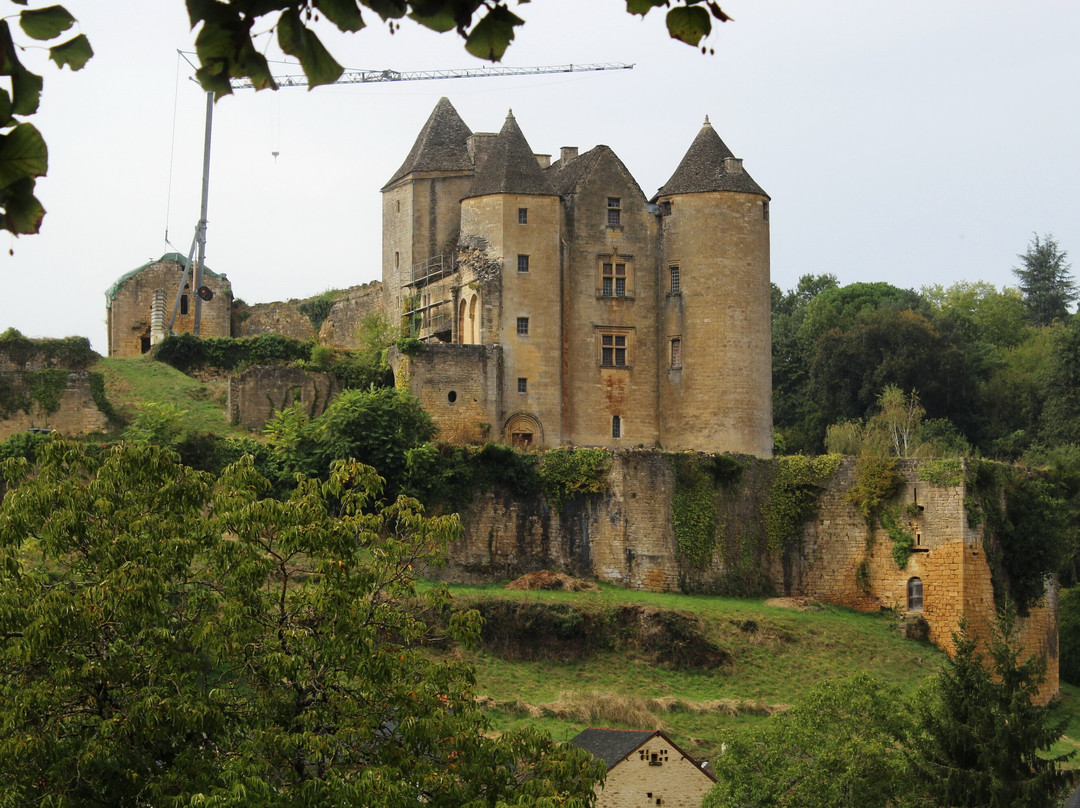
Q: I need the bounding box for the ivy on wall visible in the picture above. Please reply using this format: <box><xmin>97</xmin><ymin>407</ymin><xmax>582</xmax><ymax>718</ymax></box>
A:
<box><xmin>764</xmin><ymin>454</ymin><xmax>842</xmax><ymax>551</ymax></box>
<box><xmin>670</xmin><ymin>454</ymin><xmax>720</xmax><ymax>568</ymax></box>
<box><xmin>965</xmin><ymin>459</ymin><xmax>1067</xmax><ymax>615</ymax></box>
<box><xmin>297</xmin><ymin>290</ymin><xmax>339</xmax><ymax>333</ymax></box>
<box><xmin>847</xmin><ymin>453</ymin><xmax>904</xmax><ymax>527</ymax></box>
<box><xmin>538</xmin><ymin>448</ymin><xmax>610</xmax><ymax>514</ymax></box>
<box><xmin>0</xmin><ymin>328</ymin><xmax>95</xmax><ymax>370</ymax></box>
<box><xmin>0</xmin><ymin>369</ymin><xmax>70</xmax><ymax>419</ymax></box>
<box><xmin>879</xmin><ymin>510</ymin><xmax>915</xmax><ymax>569</ymax></box>
<box><xmin>918</xmin><ymin>458</ymin><xmax>965</xmax><ymax>487</ymax></box>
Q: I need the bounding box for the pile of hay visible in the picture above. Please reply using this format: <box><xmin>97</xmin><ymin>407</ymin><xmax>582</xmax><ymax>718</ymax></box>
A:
<box><xmin>504</xmin><ymin>570</ymin><xmax>600</xmax><ymax>592</ymax></box>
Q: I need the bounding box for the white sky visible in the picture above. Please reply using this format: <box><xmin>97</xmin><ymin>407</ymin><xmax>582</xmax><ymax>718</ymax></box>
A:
<box><xmin>3</xmin><ymin>0</ymin><xmax>1079</xmax><ymax>353</ymax></box>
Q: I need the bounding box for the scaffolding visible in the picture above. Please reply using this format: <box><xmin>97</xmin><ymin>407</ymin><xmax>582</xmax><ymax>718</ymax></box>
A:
<box><xmin>402</xmin><ymin>253</ymin><xmax>454</xmax><ymax>337</ymax></box>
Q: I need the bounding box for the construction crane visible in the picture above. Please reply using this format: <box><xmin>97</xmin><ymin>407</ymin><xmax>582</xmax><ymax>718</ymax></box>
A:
<box><xmin>169</xmin><ymin>56</ymin><xmax>634</xmax><ymax>335</ymax></box>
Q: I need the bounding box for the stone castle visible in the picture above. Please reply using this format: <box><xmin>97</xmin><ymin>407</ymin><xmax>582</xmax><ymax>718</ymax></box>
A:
<box><xmin>106</xmin><ymin>98</ymin><xmax>773</xmax><ymax>456</ymax></box>
<box><xmin>91</xmin><ymin>101</ymin><xmax>1057</xmax><ymax>699</ymax></box>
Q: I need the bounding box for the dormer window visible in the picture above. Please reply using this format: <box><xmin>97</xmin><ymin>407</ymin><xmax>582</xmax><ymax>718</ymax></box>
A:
<box><xmin>607</xmin><ymin>197</ymin><xmax>621</xmax><ymax>227</ymax></box>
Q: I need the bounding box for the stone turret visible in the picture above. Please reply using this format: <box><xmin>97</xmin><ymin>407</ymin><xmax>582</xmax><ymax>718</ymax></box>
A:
<box><xmin>459</xmin><ymin>110</ymin><xmax>562</xmax><ymax>447</ymax></box>
<box><xmin>381</xmin><ymin>98</ymin><xmax>475</xmax><ymax>323</ymax></box>
<box><xmin>653</xmin><ymin>118</ymin><xmax>773</xmax><ymax>456</ymax></box>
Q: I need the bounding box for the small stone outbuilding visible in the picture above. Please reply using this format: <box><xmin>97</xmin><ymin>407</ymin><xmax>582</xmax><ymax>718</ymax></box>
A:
<box><xmin>106</xmin><ymin>253</ymin><xmax>232</xmax><ymax>357</ymax></box>
<box><xmin>569</xmin><ymin>728</ymin><xmax>715</xmax><ymax>808</ymax></box>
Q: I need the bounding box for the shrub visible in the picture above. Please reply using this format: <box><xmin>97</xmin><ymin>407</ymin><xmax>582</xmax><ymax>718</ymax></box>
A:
<box><xmin>538</xmin><ymin>448</ymin><xmax>610</xmax><ymax>514</ymax></box>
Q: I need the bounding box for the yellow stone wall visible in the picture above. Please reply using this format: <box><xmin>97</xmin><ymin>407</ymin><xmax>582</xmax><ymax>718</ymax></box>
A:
<box><xmin>656</xmin><ymin>192</ymin><xmax>772</xmax><ymax>455</ymax></box>
<box><xmin>0</xmin><ymin>371</ymin><xmax>109</xmax><ymax>439</ymax></box>
<box><xmin>107</xmin><ymin>260</ymin><xmax>232</xmax><ymax>357</ymax></box>
<box><xmin>560</xmin><ymin>151</ymin><xmax>661</xmax><ymax>448</ymax></box>
<box><xmin>461</xmin><ymin>193</ymin><xmax>563</xmax><ymax>445</ymax></box>
<box><xmin>596</xmin><ymin>743</ymin><xmax>714</xmax><ymax>808</ymax></box>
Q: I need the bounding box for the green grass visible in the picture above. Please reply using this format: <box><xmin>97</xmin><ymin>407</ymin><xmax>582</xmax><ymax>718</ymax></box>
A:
<box><xmin>1048</xmin><ymin>682</ymin><xmax>1080</xmax><ymax>764</ymax></box>
<box><xmin>93</xmin><ymin>357</ymin><xmax>241</xmax><ymax>436</ymax></box>
<box><xmin>444</xmin><ymin>583</ymin><xmax>945</xmax><ymax>759</ymax></box>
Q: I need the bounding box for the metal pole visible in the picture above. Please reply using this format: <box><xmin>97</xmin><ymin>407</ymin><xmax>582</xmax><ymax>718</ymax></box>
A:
<box><xmin>193</xmin><ymin>89</ymin><xmax>213</xmax><ymax>336</ymax></box>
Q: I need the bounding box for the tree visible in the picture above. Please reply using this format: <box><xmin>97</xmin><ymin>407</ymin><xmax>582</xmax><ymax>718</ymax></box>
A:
<box><xmin>1</xmin><ymin>3</ymin><xmax>92</xmax><ymax>235</ymax></box>
<box><xmin>907</xmin><ymin>613</ymin><xmax>1072</xmax><ymax>808</ymax></box>
<box><xmin>1013</xmin><ymin>233</ymin><xmax>1078</xmax><ymax>327</ymax></box>
<box><xmin>704</xmin><ymin>674</ymin><xmax>916</xmax><ymax>808</ymax></box>
<box><xmin>0</xmin><ymin>441</ymin><xmax>605</xmax><ymax>807</ymax></box>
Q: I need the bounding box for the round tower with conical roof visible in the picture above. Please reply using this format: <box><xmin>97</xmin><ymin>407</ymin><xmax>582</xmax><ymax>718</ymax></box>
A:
<box><xmin>653</xmin><ymin>118</ymin><xmax>772</xmax><ymax>456</ymax></box>
<box><xmin>459</xmin><ymin>110</ymin><xmax>562</xmax><ymax>447</ymax></box>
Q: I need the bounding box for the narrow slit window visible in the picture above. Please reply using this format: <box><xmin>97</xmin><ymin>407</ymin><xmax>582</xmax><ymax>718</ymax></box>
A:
<box><xmin>612</xmin><ymin>415</ymin><xmax>622</xmax><ymax>439</ymax></box>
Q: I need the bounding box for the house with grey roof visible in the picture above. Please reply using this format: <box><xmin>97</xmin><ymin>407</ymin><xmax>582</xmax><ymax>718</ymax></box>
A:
<box><xmin>569</xmin><ymin>728</ymin><xmax>715</xmax><ymax>808</ymax></box>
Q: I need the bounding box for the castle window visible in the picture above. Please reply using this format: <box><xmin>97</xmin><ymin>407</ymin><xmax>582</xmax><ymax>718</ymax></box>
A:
<box><xmin>598</xmin><ymin>255</ymin><xmax>633</xmax><ymax>298</ymax></box>
<box><xmin>180</xmin><ymin>294</ymin><xmax>189</xmax><ymax>316</ymax></box>
<box><xmin>763</xmin><ymin>200</ymin><xmax>770</xmax><ymax>222</ymax></box>
<box><xmin>607</xmin><ymin>197</ymin><xmax>621</xmax><ymax>227</ymax></box>
<box><xmin>908</xmin><ymin>577</ymin><xmax>923</xmax><ymax>612</ymax></box>
<box><xmin>661</xmin><ymin>200</ymin><xmax>672</xmax><ymax>216</ymax></box>
<box><xmin>516</xmin><ymin>317</ymin><xmax>529</xmax><ymax>336</ymax></box>
<box><xmin>669</xmin><ymin>265</ymin><xmax>680</xmax><ymax>294</ymax></box>
<box><xmin>612</xmin><ymin>415</ymin><xmax>622</xmax><ymax>439</ymax></box>
<box><xmin>670</xmin><ymin>337</ymin><xmax>682</xmax><ymax>369</ymax></box>
<box><xmin>517</xmin><ymin>254</ymin><xmax>530</xmax><ymax>273</ymax></box>
<box><xmin>599</xmin><ymin>330</ymin><xmax>630</xmax><ymax>367</ymax></box>
<box><xmin>447</xmin><ymin>391</ymin><xmax>457</xmax><ymax>404</ymax></box>
<box><xmin>518</xmin><ymin>207</ymin><xmax>528</xmax><ymax>224</ymax></box>
<box><xmin>517</xmin><ymin>377</ymin><xmax>527</xmax><ymax>393</ymax></box>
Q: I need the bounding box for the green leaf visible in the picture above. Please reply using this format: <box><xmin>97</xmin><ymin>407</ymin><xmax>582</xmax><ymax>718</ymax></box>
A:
<box><xmin>277</xmin><ymin>8</ymin><xmax>344</xmax><ymax>87</ymax></box>
<box><xmin>464</xmin><ymin>5</ymin><xmax>523</xmax><ymax>62</ymax></box>
<box><xmin>316</xmin><ymin>0</ymin><xmax>365</xmax><ymax>32</ymax></box>
<box><xmin>363</xmin><ymin>0</ymin><xmax>407</xmax><ymax>21</ymax></box>
<box><xmin>0</xmin><ymin>122</ymin><xmax>47</xmax><ymax>189</ymax></box>
<box><xmin>1</xmin><ymin>176</ymin><xmax>45</xmax><ymax>234</ymax></box>
<box><xmin>626</xmin><ymin>0</ymin><xmax>667</xmax><ymax>16</ymax></box>
<box><xmin>48</xmin><ymin>33</ymin><xmax>92</xmax><ymax>71</ymax></box>
<box><xmin>408</xmin><ymin>7</ymin><xmax>456</xmax><ymax>33</ymax></box>
<box><xmin>10</xmin><ymin>63</ymin><xmax>43</xmax><ymax>115</ymax></box>
<box><xmin>18</xmin><ymin>5</ymin><xmax>75</xmax><ymax>41</ymax></box>
<box><xmin>0</xmin><ymin>89</ymin><xmax>12</xmax><ymax>126</ymax></box>
<box><xmin>666</xmin><ymin>5</ymin><xmax>711</xmax><ymax>45</ymax></box>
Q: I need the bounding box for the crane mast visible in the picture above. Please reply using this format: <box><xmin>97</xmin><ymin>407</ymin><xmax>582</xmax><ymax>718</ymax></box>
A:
<box><xmin>172</xmin><ymin>56</ymin><xmax>634</xmax><ymax>334</ymax></box>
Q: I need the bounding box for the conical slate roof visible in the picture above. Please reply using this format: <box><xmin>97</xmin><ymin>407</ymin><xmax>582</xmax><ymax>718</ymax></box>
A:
<box><xmin>463</xmin><ymin>110</ymin><xmax>554</xmax><ymax>199</ymax></box>
<box><xmin>655</xmin><ymin>117</ymin><xmax>768</xmax><ymax>198</ymax></box>
<box><xmin>382</xmin><ymin>97</ymin><xmax>473</xmax><ymax>189</ymax></box>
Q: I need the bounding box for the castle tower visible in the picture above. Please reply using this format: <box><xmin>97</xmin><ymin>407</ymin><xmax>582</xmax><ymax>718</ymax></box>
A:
<box><xmin>381</xmin><ymin>98</ymin><xmax>475</xmax><ymax>330</ymax></box>
<box><xmin>459</xmin><ymin>110</ymin><xmax>562</xmax><ymax>447</ymax></box>
<box><xmin>654</xmin><ymin>118</ymin><xmax>773</xmax><ymax>456</ymax></box>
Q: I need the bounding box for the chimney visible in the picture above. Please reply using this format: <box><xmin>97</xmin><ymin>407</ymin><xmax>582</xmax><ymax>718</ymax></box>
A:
<box><xmin>535</xmin><ymin>153</ymin><xmax>551</xmax><ymax>169</ymax></box>
<box><xmin>723</xmin><ymin>156</ymin><xmax>744</xmax><ymax>174</ymax></box>
<box><xmin>468</xmin><ymin>132</ymin><xmax>498</xmax><ymax>166</ymax></box>
<box><xmin>560</xmin><ymin>146</ymin><xmax>578</xmax><ymax>164</ymax></box>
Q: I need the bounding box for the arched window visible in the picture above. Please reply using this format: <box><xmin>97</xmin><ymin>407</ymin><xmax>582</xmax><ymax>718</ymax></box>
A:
<box><xmin>907</xmin><ymin>577</ymin><xmax>923</xmax><ymax>612</ymax></box>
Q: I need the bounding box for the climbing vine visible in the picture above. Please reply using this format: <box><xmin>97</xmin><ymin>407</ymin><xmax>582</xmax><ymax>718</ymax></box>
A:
<box><xmin>918</xmin><ymin>458</ymin><xmax>964</xmax><ymax>487</ymax></box>
<box><xmin>670</xmin><ymin>454</ymin><xmax>719</xmax><ymax>567</ymax></box>
<box><xmin>764</xmin><ymin>454</ymin><xmax>842</xmax><ymax>551</ymax></box>
<box><xmin>879</xmin><ymin>510</ymin><xmax>915</xmax><ymax>569</ymax></box>
<box><xmin>965</xmin><ymin>459</ymin><xmax>1067</xmax><ymax>614</ymax></box>
<box><xmin>538</xmin><ymin>448</ymin><xmax>610</xmax><ymax>514</ymax></box>
<box><xmin>847</xmin><ymin>453</ymin><xmax>904</xmax><ymax>526</ymax></box>
<box><xmin>0</xmin><ymin>329</ymin><xmax>94</xmax><ymax>370</ymax></box>
<box><xmin>297</xmin><ymin>289</ymin><xmax>338</xmax><ymax>333</ymax></box>
<box><xmin>0</xmin><ymin>369</ymin><xmax>70</xmax><ymax>418</ymax></box>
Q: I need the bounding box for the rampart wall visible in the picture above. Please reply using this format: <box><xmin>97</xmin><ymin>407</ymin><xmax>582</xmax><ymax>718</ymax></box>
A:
<box><xmin>227</xmin><ymin>366</ymin><xmax>337</xmax><ymax>429</ymax></box>
<box><xmin>0</xmin><ymin>371</ymin><xmax>110</xmax><ymax>439</ymax></box>
<box><xmin>439</xmin><ymin>452</ymin><xmax>1059</xmax><ymax>701</ymax></box>
<box><xmin>235</xmin><ymin>281</ymin><xmax>385</xmax><ymax>347</ymax></box>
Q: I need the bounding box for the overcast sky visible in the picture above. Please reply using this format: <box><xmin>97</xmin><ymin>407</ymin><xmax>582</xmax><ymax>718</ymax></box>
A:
<box><xmin>3</xmin><ymin>0</ymin><xmax>1079</xmax><ymax>353</ymax></box>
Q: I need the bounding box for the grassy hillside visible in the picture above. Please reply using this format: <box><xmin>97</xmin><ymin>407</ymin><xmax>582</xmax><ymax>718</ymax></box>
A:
<box><xmin>443</xmin><ymin>583</ymin><xmax>947</xmax><ymax>761</ymax></box>
<box><xmin>93</xmin><ymin>356</ymin><xmax>240</xmax><ymax>436</ymax></box>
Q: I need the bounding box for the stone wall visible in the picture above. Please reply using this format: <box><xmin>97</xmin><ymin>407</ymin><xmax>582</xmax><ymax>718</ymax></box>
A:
<box><xmin>235</xmin><ymin>280</ymin><xmax>385</xmax><ymax>348</ymax></box>
<box><xmin>227</xmin><ymin>366</ymin><xmax>337</xmax><ymax>430</ymax></box>
<box><xmin>0</xmin><ymin>371</ymin><xmax>110</xmax><ymax>439</ymax></box>
<box><xmin>393</xmin><ymin>343</ymin><xmax>501</xmax><ymax>445</ymax></box>
<box><xmin>436</xmin><ymin>452</ymin><xmax>1059</xmax><ymax>700</ymax></box>
<box><xmin>597</xmin><ymin>745</ymin><xmax>714</xmax><ymax>808</ymax></box>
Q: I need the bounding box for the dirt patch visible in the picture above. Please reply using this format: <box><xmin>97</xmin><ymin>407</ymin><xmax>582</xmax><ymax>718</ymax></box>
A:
<box><xmin>505</xmin><ymin>570</ymin><xmax>600</xmax><ymax>592</ymax></box>
<box><xmin>470</xmin><ymin>600</ymin><xmax>728</xmax><ymax>669</ymax></box>
<box><xmin>764</xmin><ymin>597</ymin><xmax>823</xmax><ymax>611</ymax></box>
